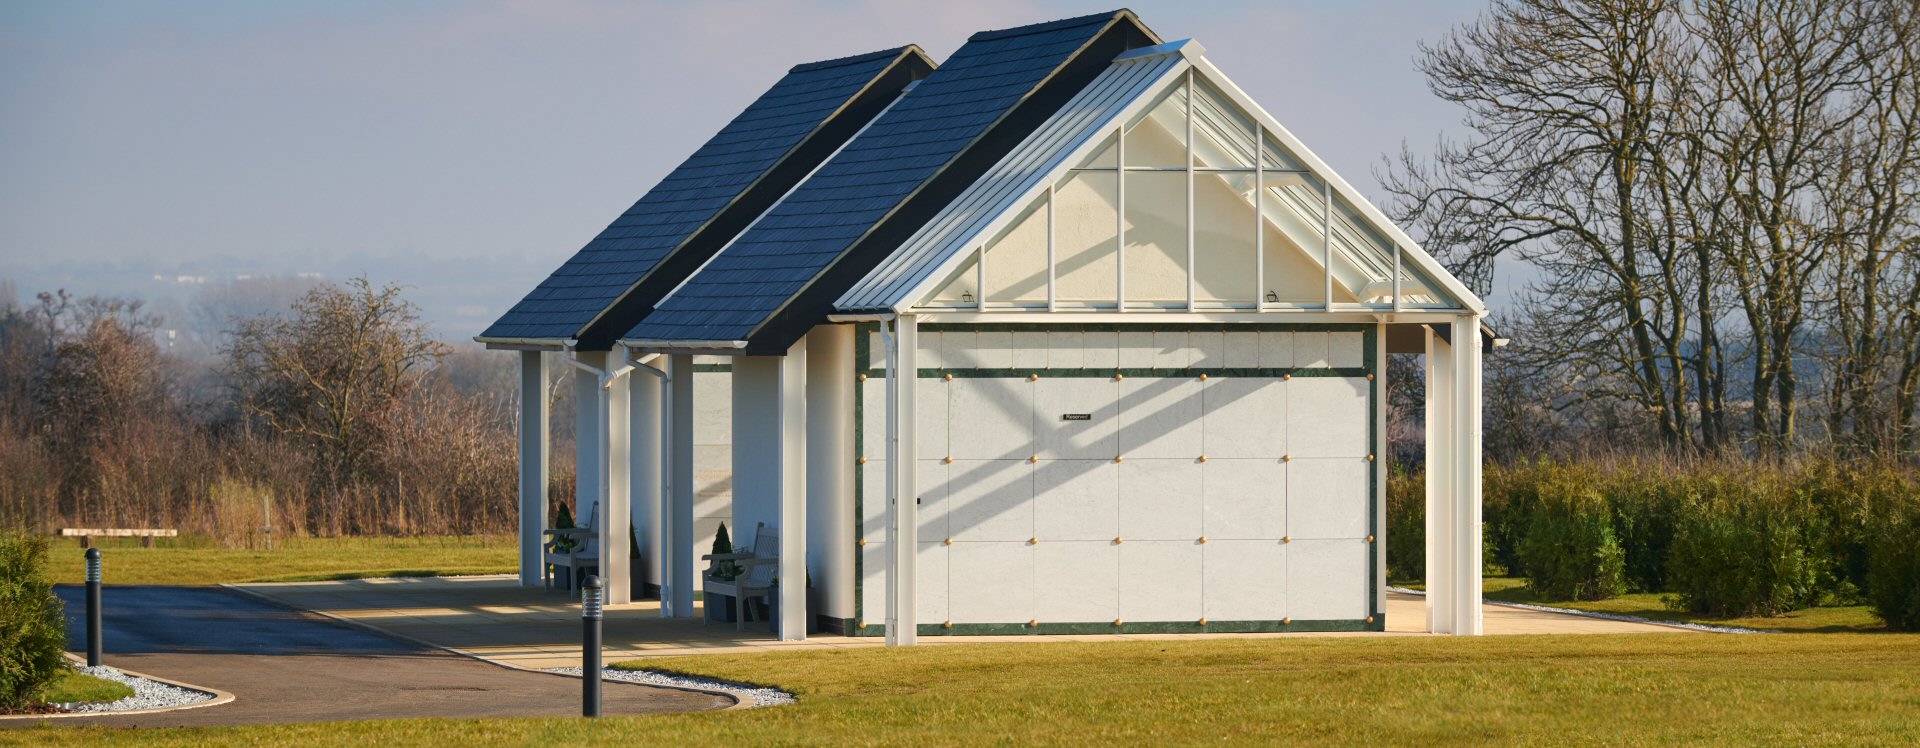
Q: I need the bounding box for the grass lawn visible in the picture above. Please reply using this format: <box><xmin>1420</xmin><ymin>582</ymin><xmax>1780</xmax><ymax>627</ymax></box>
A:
<box><xmin>1477</xmin><ymin>577</ymin><xmax>1888</xmax><ymax>633</ymax></box>
<box><xmin>41</xmin><ymin>535</ymin><xmax>516</xmax><ymax>586</ymax></box>
<box><xmin>9</xmin><ymin>633</ymin><xmax>1920</xmax><ymax>745</ymax></box>
<box><xmin>41</xmin><ymin>670</ymin><xmax>133</xmax><ymax>704</ymax></box>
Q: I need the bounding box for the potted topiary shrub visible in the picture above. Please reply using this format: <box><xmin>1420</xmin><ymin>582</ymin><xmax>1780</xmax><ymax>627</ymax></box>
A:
<box><xmin>702</xmin><ymin>523</ymin><xmax>741</xmax><ymax>623</ymax></box>
<box><xmin>548</xmin><ymin>503</ymin><xmax>578</xmax><ymax>553</ymax></box>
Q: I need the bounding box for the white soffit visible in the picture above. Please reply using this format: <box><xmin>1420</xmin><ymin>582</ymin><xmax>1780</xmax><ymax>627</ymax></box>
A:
<box><xmin>834</xmin><ymin>41</ymin><xmax>1194</xmax><ymax>312</ymax></box>
<box><xmin>834</xmin><ymin>39</ymin><xmax>1487</xmax><ymax>316</ymax></box>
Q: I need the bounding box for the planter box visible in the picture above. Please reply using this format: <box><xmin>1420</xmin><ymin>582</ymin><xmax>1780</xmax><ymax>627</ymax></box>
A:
<box><xmin>702</xmin><ymin>589</ymin><xmax>739</xmax><ymax>623</ymax></box>
<box><xmin>766</xmin><ymin>588</ymin><xmax>819</xmax><ymax>635</ymax></box>
<box><xmin>629</xmin><ymin>555</ymin><xmax>649</xmax><ymax>600</ymax></box>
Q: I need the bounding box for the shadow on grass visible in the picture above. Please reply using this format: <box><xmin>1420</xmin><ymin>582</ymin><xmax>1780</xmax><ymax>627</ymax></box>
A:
<box><xmin>256</xmin><ymin>568</ymin><xmax>511</xmax><ymax>583</ymax></box>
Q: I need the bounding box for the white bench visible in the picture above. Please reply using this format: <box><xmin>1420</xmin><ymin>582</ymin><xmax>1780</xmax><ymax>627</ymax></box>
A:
<box><xmin>58</xmin><ymin>528</ymin><xmax>178</xmax><ymax>548</ymax></box>
<box><xmin>701</xmin><ymin>523</ymin><xmax>779</xmax><ymax>632</ymax></box>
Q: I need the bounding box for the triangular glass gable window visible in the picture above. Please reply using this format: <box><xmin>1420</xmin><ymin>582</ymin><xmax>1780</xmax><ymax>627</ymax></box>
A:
<box><xmin>911</xmin><ymin>66</ymin><xmax>1464</xmax><ymax>312</ymax></box>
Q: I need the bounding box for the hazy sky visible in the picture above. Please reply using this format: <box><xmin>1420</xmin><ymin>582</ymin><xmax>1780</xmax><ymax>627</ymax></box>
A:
<box><xmin>0</xmin><ymin>0</ymin><xmax>1499</xmax><ymax>334</ymax></box>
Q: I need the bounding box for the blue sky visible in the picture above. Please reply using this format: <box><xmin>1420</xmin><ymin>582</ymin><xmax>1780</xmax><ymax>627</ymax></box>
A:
<box><xmin>0</xmin><ymin>0</ymin><xmax>1499</xmax><ymax>336</ymax></box>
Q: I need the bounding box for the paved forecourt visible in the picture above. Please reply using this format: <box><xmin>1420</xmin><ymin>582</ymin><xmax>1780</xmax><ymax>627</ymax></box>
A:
<box><xmin>231</xmin><ymin>575</ymin><xmax>1689</xmax><ymax>669</ymax></box>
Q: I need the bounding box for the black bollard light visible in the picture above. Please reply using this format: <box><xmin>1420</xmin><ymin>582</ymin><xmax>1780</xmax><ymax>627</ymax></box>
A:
<box><xmin>582</xmin><ymin>574</ymin><xmax>603</xmax><ymax>718</ymax></box>
<box><xmin>84</xmin><ymin>547</ymin><xmax>102</xmax><ymax>667</ymax></box>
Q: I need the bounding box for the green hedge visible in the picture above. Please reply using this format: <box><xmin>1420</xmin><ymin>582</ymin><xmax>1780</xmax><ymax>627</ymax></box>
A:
<box><xmin>1515</xmin><ymin>482</ymin><xmax>1626</xmax><ymax>601</ymax></box>
<box><xmin>1664</xmin><ymin>476</ymin><xmax>1828</xmax><ymax>617</ymax></box>
<box><xmin>1384</xmin><ymin>465</ymin><xmax>1425</xmax><ymax>584</ymax></box>
<box><xmin>1868</xmin><ymin>497</ymin><xmax>1920</xmax><ymax>630</ymax></box>
<box><xmin>0</xmin><ymin>534</ymin><xmax>70</xmax><ymax>711</ymax></box>
<box><xmin>1389</xmin><ymin>460</ymin><xmax>1920</xmax><ymax>627</ymax></box>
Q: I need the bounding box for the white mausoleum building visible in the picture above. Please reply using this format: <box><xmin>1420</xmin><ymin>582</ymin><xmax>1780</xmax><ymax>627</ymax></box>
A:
<box><xmin>480</xmin><ymin>10</ymin><xmax>1493</xmax><ymax>644</ymax></box>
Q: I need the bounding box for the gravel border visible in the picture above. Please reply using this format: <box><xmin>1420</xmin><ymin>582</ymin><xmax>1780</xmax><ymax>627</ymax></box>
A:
<box><xmin>55</xmin><ymin>665</ymin><xmax>220</xmax><ymax>713</ymax></box>
<box><xmin>547</xmin><ymin>667</ymin><xmax>795</xmax><ymax>708</ymax></box>
<box><xmin>1387</xmin><ymin>586</ymin><xmax>1767</xmax><ymax>634</ymax></box>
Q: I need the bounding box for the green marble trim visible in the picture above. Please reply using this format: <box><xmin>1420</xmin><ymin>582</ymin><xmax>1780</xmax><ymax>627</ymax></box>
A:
<box><xmin>846</xmin><ymin>617</ymin><xmax>1382</xmax><ymax>637</ymax></box>
<box><xmin>691</xmin><ymin>364</ymin><xmax>732</xmax><ymax>373</ymax></box>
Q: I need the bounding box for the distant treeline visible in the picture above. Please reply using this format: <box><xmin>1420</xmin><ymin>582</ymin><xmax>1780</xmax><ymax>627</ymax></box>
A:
<box><xmin>0</xmin><ymin>278</ymin><xmax>575</xmax><ymax>544</ymax></box>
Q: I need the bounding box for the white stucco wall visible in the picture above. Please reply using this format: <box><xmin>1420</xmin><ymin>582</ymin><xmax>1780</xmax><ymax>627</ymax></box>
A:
<box><xmin>856</xmin><ymin>326</ymin><xmax>1375</xmax><ymax>630</ymax></box>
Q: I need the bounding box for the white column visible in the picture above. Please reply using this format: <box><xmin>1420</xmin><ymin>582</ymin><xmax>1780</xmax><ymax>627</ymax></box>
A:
<box><xmin>1373</xmin><ymin>323</ymin><xmax>1388</xmax><ymax>619</ymax></box>
<box><xmin>601</xmin><ymin>348</ymin><xmax>632</xmax><ymax>606</ymax></box>
<box><xmin>733</xmin><ymin>339</ymin><xmax>810</xmax><ymax>641</ymax></box>
<box><xmin>776</xmin><ymin>340</ymin><xmax>808</xmax><ymax>641</ymax></box>
<box><xmin>1424</xmin><ymin>326</ymin><xmax>1456</xmax><ymax>634</ymax></box>
<box><xmin>573</xmin><ymin>352</ymin><xmax>603</xmax><ymax>536</ymax></box>
<box><xmin>1451</xmin><ymin>315</ymin><xmax>1484</xmax><ymax>636</ymax></box>
<box><xmin>662</xmin><ymin>354</ymin><xmax>696</xmax><ymax>617</ymax></box>
<box><xmin>517</xmin><ymin>351</ymin><xmax>549</xmax><ymax>587</ymax></box>
<box><xmin>805</xmin><ymin>326</ymin><xmax>855</xmax><ymax>625</ymax></box>
<box><xmin>631</xmin><ymin>360</ymin><xmax>663</xmax><ymax>597</ymax></box>
<box><xmin>885</xmin><ymin>316</ymin><xmax>918</xmax><ymax>646</ymax></box>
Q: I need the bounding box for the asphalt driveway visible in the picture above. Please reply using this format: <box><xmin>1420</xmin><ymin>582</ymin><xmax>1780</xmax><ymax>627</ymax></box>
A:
<box><xmin>11</xmin><ymin>585</ymin><xmax>730</xmax><ymax>727</ymax></box>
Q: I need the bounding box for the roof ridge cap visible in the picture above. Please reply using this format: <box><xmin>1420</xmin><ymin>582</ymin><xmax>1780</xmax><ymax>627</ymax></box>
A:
<box><xmin>788</xmin><ymin>45</ymin><xmax>924</xmax><ymax>74</ymax></box>
<box><xmin>966</xmin><ymin>8</ymin><xmax>1133</xmax><ymax>42</ymax></box>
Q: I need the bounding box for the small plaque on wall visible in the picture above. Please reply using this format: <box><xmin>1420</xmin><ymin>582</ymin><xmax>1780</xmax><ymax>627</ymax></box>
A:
<box><xmin>1061</xmin><ymin>413</ymin><xmax>1092</xmax><ymax>421</ymax></box>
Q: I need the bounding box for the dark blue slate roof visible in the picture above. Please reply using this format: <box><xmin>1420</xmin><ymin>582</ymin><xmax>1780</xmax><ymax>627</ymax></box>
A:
<box><xmin>481</xmin><ymin>47</ymin><xmax>925</xmax><ymax>342</ymax></box>
<box><xmin>624</xmin><ymin>11</ymin><xmax>1138</xmax><ymax>345</ymax></box>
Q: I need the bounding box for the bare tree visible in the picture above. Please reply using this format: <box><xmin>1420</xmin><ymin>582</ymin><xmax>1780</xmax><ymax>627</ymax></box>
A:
<box><xmin>1390</xmin><ymin>0</ymin><xmax>1920</xmax><ymax>461</ymax></box>
<box><xmin>1810</xmin><ymin>2</ymin><xmax>1920</xmax><ymax>458</ymax></box>
<box><xmin>224</xmin><ymin>278</ymin><xmax>449</xmax><ymax>483</ymax></box>
<box><xmin>1689</xmin><ymin>0</ymin><xmax>1883</xmax><ymax>452</ymax></box>
<box><xmin>1386</xmin><ymin>0</ymin><xmax>1706</xmax><ymax>451</ymax></box>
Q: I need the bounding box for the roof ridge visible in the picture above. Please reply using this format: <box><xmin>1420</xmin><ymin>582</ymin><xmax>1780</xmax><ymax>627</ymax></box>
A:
<box><xmin>789</xmin><ymin>45</ymin><xmax>920</xmax><ymax>73</ymax></box>
<box><xmin>967</xmin><ymin>8</ymin><xmax>1131</xmax><ymax>42</ymax></box>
